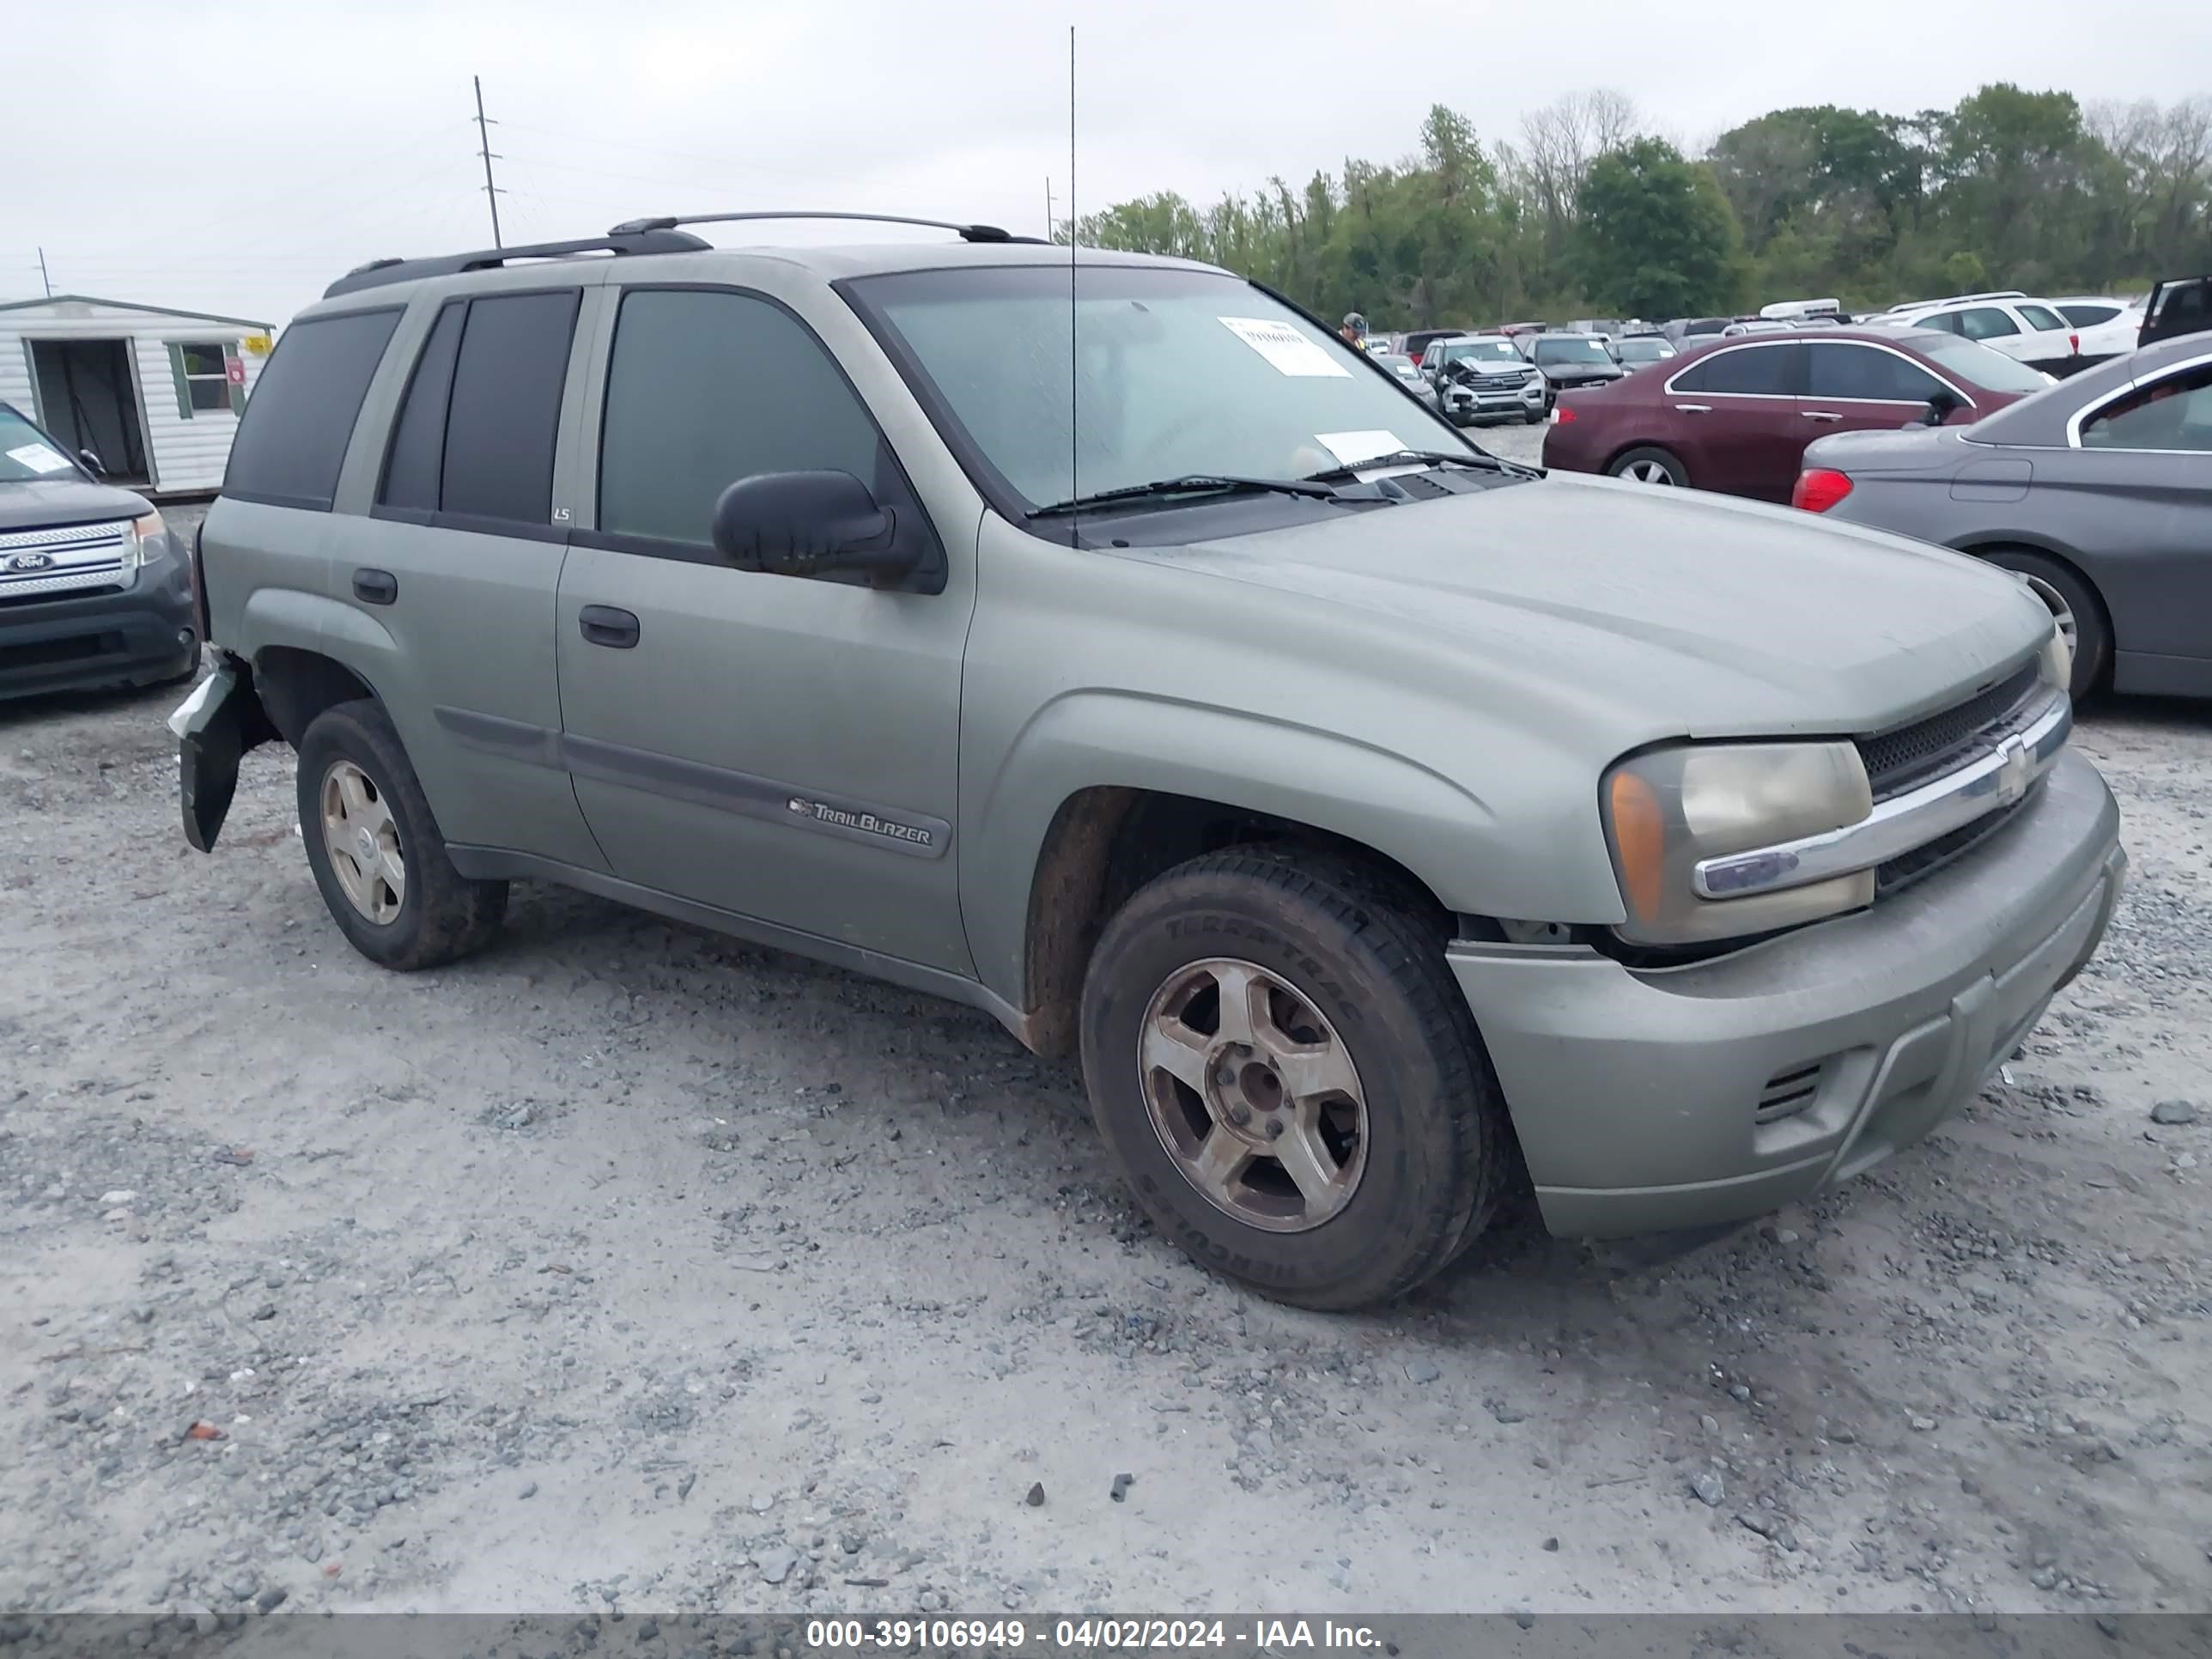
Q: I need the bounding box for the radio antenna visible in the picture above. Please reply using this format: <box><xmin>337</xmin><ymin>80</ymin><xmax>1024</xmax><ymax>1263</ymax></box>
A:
<box><xmin>1067</xmin><ymin>24</ymin><xmax>1079</xmax><ymax>542</ymax></box>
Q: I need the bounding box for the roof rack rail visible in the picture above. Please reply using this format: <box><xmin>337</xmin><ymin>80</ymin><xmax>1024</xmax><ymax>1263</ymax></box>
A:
<box><xmin>1883</xmin><ymin>289</ymin><xmax>2027</xmax><ymax>313</ymax></box>
<box><xmin>606</xmin><ymin>210</ymin><xmax>1042</xmax><ymax>245</ymax></box>
<box><xmin>323</xmin><ymin>228</ymin><xmax>714</xmax><ymax>299</ymax></box>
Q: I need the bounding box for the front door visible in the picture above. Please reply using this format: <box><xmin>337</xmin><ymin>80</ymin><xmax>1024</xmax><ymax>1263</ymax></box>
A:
<box><xmin>555</xmin><ymin>284</ymin><xmax>975</xmax><ymax>973</ymax></box>
<box><xmin>1801</xmin><ymin>340</ymin><xmax>1961</xmax><ymax>441</ymax></box>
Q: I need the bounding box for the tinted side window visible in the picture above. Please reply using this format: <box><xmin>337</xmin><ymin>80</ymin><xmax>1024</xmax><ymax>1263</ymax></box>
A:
<box><xmin>440</xmin><ymin>290</ymin><xmax>580</xmax><ymax>526</ymax></box>
<box><xmin>1806</xmin><ymin>343</ymin><xmax>1944</xmax><ymax>403</ymax></box>
<box><xmin>2058</xmin><ymin>303</ymin><xmax>2118</xmax><ymax>328</ymax></box>
<box><xmin>377</xmin><ymin>301</ymin><xmax>465</xmax><ymax>513</ymax></box>
<box><xmin>1956</xmin><ymin>307</ymin><xmax>2020</xmax><ymax>341</ymax></box>
<box><xmin>222</xmin><ymin>309</ymin><xmax>400</xmax><ymax>509</ymax></box>
<box><xmin>2081</xmin><ymin>363</ymin><xmax>2212</xmax><ymax>452</ymax></box>
<box><xmin>2017</xmin><ymin>304</ymin><xmax>2068</xmax><ymax>331</ymax></box>
<box><xmin>1674</xmin><ymin>343</ymin><xmax>1801</xmax><ymax>395</ymax></box>
<box><xmin>1914</xmin><ymin>312</ymin><xmax>1960</xmax><ymax>335</ymax></box>
<box><xmin>599</xmin><ymin>289</ymin><xmax>887</xmax><ymax>550</ymax></box>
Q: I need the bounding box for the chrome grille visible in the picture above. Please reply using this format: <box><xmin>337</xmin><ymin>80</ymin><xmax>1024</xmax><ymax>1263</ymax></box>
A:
<box><xmin>0</xmin><ymin>519</ymin><xmax>132</xmax><ymax>606</ymax></box>
<box><xmin>1857</xmin><ymin>664</ymin><xmax>2042</xmax><ymax>801</ymax></box>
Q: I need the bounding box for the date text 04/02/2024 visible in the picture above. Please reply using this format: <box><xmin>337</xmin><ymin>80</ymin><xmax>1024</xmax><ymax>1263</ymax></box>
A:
<box><xmin>801</xmin><ymin>1618</ymin><xmax>1388</xmax><ymax>1650</ymax></box>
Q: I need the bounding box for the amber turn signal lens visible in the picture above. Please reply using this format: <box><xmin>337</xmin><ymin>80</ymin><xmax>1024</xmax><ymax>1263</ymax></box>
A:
<box><xmin>1607</xmin><ymin>770</ymin><xmax>1667</xmax><ymax>922</ymax></box>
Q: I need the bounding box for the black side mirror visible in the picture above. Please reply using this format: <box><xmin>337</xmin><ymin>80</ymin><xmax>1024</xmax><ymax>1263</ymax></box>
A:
<box><xmin>77</xmin><ymin>447</ymin><xmax>106</xmax><ymax>477</ymax></box>
<box><xmin>1922</xmin><ymin>388</ymin><xmax>1966</xmax><ymax>427</ymax></box>
<box><xmin>710</xmin><ymin>471</ymin><xmax>926</xmax><ymax>586</ymax></box>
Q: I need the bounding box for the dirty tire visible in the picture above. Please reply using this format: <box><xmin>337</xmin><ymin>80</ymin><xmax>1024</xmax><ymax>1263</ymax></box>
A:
<box><xmin>1607</xmin><ymin>445</ymin><xmax>1688</xmax><ymax>486</ymax></box>
<box><xmin>1982</xmin><ymin>548</ymin><xmax>2110</xmax><ymax>701</ymax></box>
<box><xmin>295</xmin><ymin>699</ymin><xmax>507</xmax><ymax>971</ymax></box>
<box><xmin>1523</xmin><ymin>408</ymin><xmax>1546</xmax><ymax>425</ymax></box>
<box><xmin>1080</xmin><ymin>849</ymin><xmax>1515</xmax><ymax>1310</ymax></box>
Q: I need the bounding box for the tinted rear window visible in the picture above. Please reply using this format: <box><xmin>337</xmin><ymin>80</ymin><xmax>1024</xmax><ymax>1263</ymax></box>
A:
<box><xmin>2058</xmin><ymin>303</ymin><xmax>2119</xmax><ymax>328</ymax></box>
<box><xmin>1673</xmin><ymin>342</ymin><xmax>1801</xmax><ymax>395</ymax></box>
<box><xmin>377</xmin><ymin>301</ymin><xmax>465</xmax><ymax>513</ymax></box>
<box><xmin>440</xmin><ymin>290</ymin><xmax>580</xmax><ymax>526</ymax></box>
<box><xmin>222</xmin><ymin>309</ymin><xmax>400</xmax><ymax>509</ymax></box>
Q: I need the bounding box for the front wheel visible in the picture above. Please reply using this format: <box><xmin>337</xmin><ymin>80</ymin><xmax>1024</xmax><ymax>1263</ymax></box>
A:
<box><xmin>295</xmin><ymin>700</ymin><xmax>507</xmax><ymax>970</ymax></box>
<box><xmin>1522</xmin><ymin>407</ymin><xmax>1546</xmax><ymax>425</ymax></box>
<box><xmin>1079</xmin><ymin>850</ymin><xmax>1516</xmax><ymax>1310</ymax></box>
<box><xmin>1608</xmin><ymin>446</ymin><xmax>1688</xmax><ymax>486</ymax></box>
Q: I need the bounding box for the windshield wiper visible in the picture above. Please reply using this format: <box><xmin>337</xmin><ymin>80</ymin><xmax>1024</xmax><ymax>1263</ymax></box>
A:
<box><xmin>1026</xmin><ymin>474</ymin><xmax>1343</xmax><ymax>519</ymax></box>
<box><xmin>1299</xmin><ymin>448</ymin><xmax>1540</xmax><ymax>483</ymax></box>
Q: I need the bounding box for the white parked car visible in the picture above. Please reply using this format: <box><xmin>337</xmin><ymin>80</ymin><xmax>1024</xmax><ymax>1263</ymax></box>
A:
<box><xmin>2049</xmin><ymin>296</ymin><xmax>2147</xmax><ymax>368</ymax></box>
<box><xmin>1869</xmin><ymin>294</ymin><xmax>2079</xmax><ymax>375</ymax></box>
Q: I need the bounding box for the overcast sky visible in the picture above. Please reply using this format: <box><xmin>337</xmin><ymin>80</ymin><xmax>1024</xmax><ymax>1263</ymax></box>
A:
<box><xmin>9</xmin><ymin>0</ymin><xmax>2209</xmax><ymax>326</ymax></box>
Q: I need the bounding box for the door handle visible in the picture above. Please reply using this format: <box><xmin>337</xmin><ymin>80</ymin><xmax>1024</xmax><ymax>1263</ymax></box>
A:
<box><xmin>1802</xmin><ymin>410</ymin><xmax>1844</xmax><ymax>422</ymax></box>
<box><xmin>578</xmin><ymin>605</ymin><xmax>640</xmax><ymax>649</ymax></box>
<box><xmin>351</xmin><ymin>568</ymin><xmax>398</xmax><ymax>605</ymax></box>
<box><xmin>1674</xmin><ymin>403</ymin><xmax>1711</xmax><ymax>413</ymax></box>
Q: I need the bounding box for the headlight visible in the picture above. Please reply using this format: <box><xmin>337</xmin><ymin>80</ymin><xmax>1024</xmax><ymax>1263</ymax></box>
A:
<box><xmin>1602</xmin><ymin>741</ymin><xmax>1875</xmax><ymax>945</ymax></box>
<box><xmin>121</xmin><ymin>508</ymin><xmax>166</xmax><ymax>571</ymax></box>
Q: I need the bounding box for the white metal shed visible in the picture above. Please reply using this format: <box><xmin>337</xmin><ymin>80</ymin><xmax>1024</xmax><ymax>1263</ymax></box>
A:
<box><xmin>0</xmin><ymin>295</ymin><xmax>272</xmax><ymax>498</ymax></box>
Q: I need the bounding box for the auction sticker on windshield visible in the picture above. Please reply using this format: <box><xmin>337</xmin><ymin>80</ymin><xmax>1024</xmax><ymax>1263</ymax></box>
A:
<box><xmin>1219</xmin><ymin>317</ymin><xmax>1352</xmax><ymax>377</ymax></box>
<box><xmin>6</xmin><ymin>443</ymin><xmax>71</xmax><ymax>475</ymax></box>
<box><xmin>1315</xmin><ymin>430</ymin><xmax>1408</xmax><ymax>466</ymax></box>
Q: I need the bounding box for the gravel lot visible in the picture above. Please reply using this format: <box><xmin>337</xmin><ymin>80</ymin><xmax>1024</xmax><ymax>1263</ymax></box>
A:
<box><xmin>3</xmin><ymin>481</ymin><xmax>2209</xmax><ymax>1621</ymax></box>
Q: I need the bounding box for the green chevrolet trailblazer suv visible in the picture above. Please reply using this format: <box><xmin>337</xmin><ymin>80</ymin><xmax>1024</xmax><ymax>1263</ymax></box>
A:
<box><xmin>175</xmin><ymin>215</ymin><xmax>2126</xmax><ymax>1309</ymax></box>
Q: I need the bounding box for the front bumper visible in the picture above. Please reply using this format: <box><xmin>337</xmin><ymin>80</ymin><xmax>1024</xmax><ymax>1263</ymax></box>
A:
<box><xmin>0</xmin><ymin>554</ymin><xmax>197</xmax><ymax>702</ymax></box>
<box><xmin>1449</xmin><ymin>749</ymin><xmax>2124</xmax><ymax>1237</ymax></box>
<box><xmin>1444</xmin><ymin>379</ymin><xmax>1548</xmax><ymax>420</ymax></box>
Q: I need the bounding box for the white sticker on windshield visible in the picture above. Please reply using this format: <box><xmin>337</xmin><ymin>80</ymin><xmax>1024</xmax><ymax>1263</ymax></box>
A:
<box><xmin>6</xmin><ymin>442</ymin><xmax>71</xmax><ymax>475</ymax></box>
<box><xmin>1219</xmin><ymin>316</ymin><xmax>1352</xmax><ymax>378</ymax></box>
<box><xmin>1315</xmin><ymin>430</ymin><xmax>1408</xmax><ymax>467</ymax></box>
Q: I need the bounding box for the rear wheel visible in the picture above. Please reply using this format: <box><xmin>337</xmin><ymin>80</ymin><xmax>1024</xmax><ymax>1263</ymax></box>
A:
<box><xmin>1608</xmin><ymin>446</ymin><xmax>1688</xmax><ymax>486</ymax></box>
<box><xmin>1079</xmin><ymin>850</ymin><xmax>1516</xmax><ymax>1310</ymax></box>
<box><xmin>295</xmin><ymin>700</ymin><xmax>507</xmax><ymax>970</ymax></box>
<box><xmin>1983</xmin><ymin>550</ymin><xmax>2110</xmax><ymax>701</ymax></box>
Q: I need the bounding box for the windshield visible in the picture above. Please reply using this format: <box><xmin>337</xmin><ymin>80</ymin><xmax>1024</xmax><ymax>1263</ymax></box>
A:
<box><xmin>0</xmin><ymin>405</ymin><xmax>82</xmax><ymax>484</ymax></box>
<box><xmin>1616</xmin><ymin>339</ymin><xmax>1671</xmax><ymax>360</ymax></box>
<box><xmin>1917</xmin><ymin>337</ymin><xmax>2054</xmax><ymax>394</ymax></box>
<box><xmin>1534</xmin><ymin>337</ymin><xmax>1612</xmax><ymax>363</ymax></box>
<box><xmin>1441</xmin><ymin>339</ymin><xmax>1522</xmax><ymax>364</ymax></box>
<box><xmin>851</xmin><ymin>265</ymin><xmax>1469</xmax><ymax>509</ymax></box>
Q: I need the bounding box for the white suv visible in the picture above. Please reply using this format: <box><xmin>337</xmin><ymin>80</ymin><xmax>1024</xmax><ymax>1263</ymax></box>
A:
<box><xmin>2049</xmin><ymin>296</ymin><xmax>2147</xmax><ymax>368</ymax></box>
<box><xmin>1873</xmin><ymin>294</ymin><xmax>2077</xmax><ymax>375</ymax></box>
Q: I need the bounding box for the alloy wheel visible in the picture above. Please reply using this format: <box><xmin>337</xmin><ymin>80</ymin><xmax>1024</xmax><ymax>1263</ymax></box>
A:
<box><xmin>320</xmin><ymin>759</ymin><xmax>405</xmax><ymax>925</ymax></box>
<box><xmin>1136</xmin><ymin>957</ymin><xmax>1369</xmax><ymax>1232</ymax></box>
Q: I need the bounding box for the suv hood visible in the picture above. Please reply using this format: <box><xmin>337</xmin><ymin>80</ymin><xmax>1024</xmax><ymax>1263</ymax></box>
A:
<box><xmin>1176</xmin><ymin>472</ymin><xmax>2051</xmax><ymax>744</ymax></box>
<box><xmin>0</xmin><ymin>476</ymin><xmax>152</xmax><ymax>532</ymax></box>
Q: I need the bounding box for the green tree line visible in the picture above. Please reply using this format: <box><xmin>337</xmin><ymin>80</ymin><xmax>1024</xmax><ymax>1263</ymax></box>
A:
<box><xmin>1065</xmin><ymin>86</ymin><xmax>2212</xmax><ymax>329</ymax></box>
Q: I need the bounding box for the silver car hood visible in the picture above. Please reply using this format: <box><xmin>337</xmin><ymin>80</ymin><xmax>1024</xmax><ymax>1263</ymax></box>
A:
<box><xmin>1176</xmin><ymin>472</ymin><xmax>2051</xmax><ymax>743</ymax></box>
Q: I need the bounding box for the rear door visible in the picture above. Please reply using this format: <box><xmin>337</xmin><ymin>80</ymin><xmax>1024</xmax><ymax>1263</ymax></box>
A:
<box><xmin>2012</xmin><ymin>302</ymin><xmax>2077</xmax><ymax>372</ymax></box>
<box><xmin>1661</xmin><ymin>340</ymin><xmax>1806</xmax><ymax>499</ymax></box>
<box><xmin>1802</xmin><ymin>340</ymin><xmax>1954</xmax><ymax>436</ymax></box>
<box><xmin>554</xmin><ymin>283</ymin><xmax>974</xmax><ymax>971</ymax></box>
<box><xmin>326</xmin><ymin>284</ymin><xmax>605</xmax><ymax>868</ymax></box>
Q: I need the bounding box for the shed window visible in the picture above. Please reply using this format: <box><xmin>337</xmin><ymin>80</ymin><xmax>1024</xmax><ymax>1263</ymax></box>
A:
<box><xmin>172</xmin><ymin>342</ymin><xmax>240</xmax><ymax>416</ymax></box>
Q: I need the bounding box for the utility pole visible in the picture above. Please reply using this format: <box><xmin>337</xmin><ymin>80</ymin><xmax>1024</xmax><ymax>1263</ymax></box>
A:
<box><xmin>1045</xmin><ymin>178</ymin><xmax>1055</xmax><ymax>243</ymax></box>
<box><xmin>36</xmin><ymin>246</ymin><xmax>52</xmax><ymax>297</ymax></box>
<box><xmin>472</xmin><ymin>75</ymin><xmax>505</xmax><ymax>248</ymax></box>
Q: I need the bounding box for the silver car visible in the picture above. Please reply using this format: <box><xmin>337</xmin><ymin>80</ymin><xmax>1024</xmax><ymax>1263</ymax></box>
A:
<box><xmin>1800</xmin><ymin>331</ymin><xmax>2212</xmax><ymax>701</ymax></box>
<box><xmin>1424</xmin><ymin>335</ymin><xmax>1549</xmax><ymax>424</ymax></box>
<box><xmin>177</xmin><ymin>216</ymin><xmax>2124</xmax><ymax>1309</ymax></box>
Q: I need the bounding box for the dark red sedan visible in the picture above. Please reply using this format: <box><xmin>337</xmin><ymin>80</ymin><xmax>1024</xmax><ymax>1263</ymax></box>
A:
<box><xmin>1540</xmin><ymin>327</ymin><xmax>2053</xmax><ymax>502</ymax></box>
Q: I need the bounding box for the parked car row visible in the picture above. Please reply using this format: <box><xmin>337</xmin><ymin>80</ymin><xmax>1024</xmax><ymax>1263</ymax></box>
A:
<box><xmin>1542</xmin><ymin>326</ymin><xmax>2052</xmax><ymax>500</ymax></box>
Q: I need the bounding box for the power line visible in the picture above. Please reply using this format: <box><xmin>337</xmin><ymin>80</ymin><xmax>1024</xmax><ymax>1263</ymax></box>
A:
<box><xmin>474</xmin><ymin>75</ymin><xmax>506</xmax><ymax>248</ymax></box>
